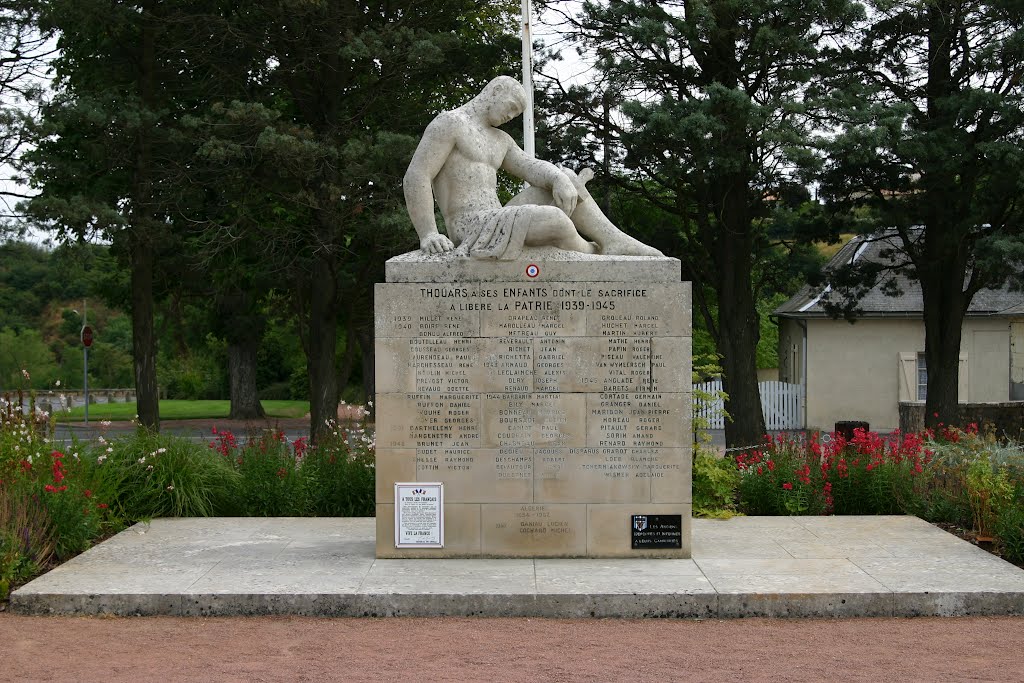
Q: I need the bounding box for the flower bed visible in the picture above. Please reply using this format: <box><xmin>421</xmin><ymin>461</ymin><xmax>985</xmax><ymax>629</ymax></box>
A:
<box><xmin>733</xmin><ymin>425</ymin><xmax>1024</xmax><ymax>565</ymax></box>
<box><xmin>0</xmin><ymin>396</ymin><xmax>375</xmax><ymax>601</ymax></box>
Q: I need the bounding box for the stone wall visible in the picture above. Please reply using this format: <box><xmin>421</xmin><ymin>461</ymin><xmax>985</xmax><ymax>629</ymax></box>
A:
<box><xmin>899</xmin><ymin>402</ymin><xmax>1024</xmax><ymax>441</ymax></box>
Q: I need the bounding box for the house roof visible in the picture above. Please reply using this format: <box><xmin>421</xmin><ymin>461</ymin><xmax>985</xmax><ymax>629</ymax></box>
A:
<box><xmin>774</xmin><ymin>231</ymin><xmax>1024</xmax><ymax>319</ymax></box>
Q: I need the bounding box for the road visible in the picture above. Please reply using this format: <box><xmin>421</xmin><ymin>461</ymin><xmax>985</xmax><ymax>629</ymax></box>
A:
<box><xmin>52</xmin><ymin>417</ymin><xmax>312</xmax><ymax>447</ymax></box>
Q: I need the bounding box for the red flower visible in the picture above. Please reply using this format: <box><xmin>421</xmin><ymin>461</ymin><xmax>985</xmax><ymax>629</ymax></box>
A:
<box><xmin>782</xmin><ymin>482</ymin><xmax>793</xmax><ymax>490</ymax></box>
<box><xmin>766</xmin><ymin>460</ymin><xmax>775</xmax><ymax>471</ymax></box>
<box><xmin>51</xmin><ymin>450</ymin><xmax>65</xmax><ymax>459</ymax></box>
<box><xmin>97</xmin><ymin>503</ymin><xmax>108</xmax><ymax>509</ymax></box>
<box><xmin>83</xmin><ymin>489</ymin><xmax>93</xmax><ymax>498</ymax></box>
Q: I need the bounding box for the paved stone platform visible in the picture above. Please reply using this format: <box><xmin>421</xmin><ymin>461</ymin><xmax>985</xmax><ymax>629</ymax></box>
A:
<box><xmin>13</xmin><ymin>516</ymin><xmax>1024</xmax><ymax>618</ymax></box>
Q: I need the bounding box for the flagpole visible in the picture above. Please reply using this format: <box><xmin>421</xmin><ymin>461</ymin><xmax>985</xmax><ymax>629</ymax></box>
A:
<box><xmin>521</xmin><ymin>0</ymin><xmax>535</xmax><ymax>158</ymax></box>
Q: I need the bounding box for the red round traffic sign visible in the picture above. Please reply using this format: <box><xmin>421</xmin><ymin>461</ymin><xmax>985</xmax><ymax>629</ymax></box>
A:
<box><xmin>81</xmin><ymin>325</ymin><xmax>94</xmax><ymax>348</ymax></box>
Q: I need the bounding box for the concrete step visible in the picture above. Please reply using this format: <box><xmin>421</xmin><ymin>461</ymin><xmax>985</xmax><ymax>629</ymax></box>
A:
<box><xmin>13</xmin><ymin>516</ymin><xmax>1024</xmax><ymax>618</ymax></box>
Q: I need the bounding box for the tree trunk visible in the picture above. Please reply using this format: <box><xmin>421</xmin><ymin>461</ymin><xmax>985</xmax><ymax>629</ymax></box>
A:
<box><xmin>919</xmin><ymin>3</ymin><xmax>968</xmax><ymax>431</ymax></box>
<box><xmin>307</xmin><ymin>251</ymin><xmax>338</xmax><ymax>444</ymax></box>
<box><xmin>131</xmin><ymin>239</ymin><xmax>160</xmax><ymax>429</ymax></box>
<box><xmin>919</xmin><ymin>235</ymin><xmax>969</xmax><ymax>430</ymax></box>
<box><xmin>131</xmin><ymin>1</ymin><xmax>159</xmax><ymax>430</ymax></box>
<box><xmin>715</xmin><ymin>259</ymin><xmax>766</xmax><ymax>449</ymax></box>
<box><xmin>228</xmin><ymin>340</ymin><xmax>265</xmax><ymax>420</ymax></box>
<box><xmin>710</xmin><ymin>170</ymin><xmax>766</xmax><ymax>449</ymax></box>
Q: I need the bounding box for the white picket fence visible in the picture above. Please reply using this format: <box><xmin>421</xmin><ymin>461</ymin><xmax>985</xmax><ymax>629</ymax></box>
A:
<box><xmin>694</xmin><ymin>380</ymin><xmax>805</xmax><ymax>430</ymax></box>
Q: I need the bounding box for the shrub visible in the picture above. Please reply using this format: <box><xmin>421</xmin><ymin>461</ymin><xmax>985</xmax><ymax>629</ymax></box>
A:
<box><xmin>692</xmin><ymin>449</ymin><xmax>739</xmax><ymax>518</ymax></box>
<box><xmin>258</xmin><ymin>381</ymin><xmax>292</xmax><ymax>401</ymax></box>
<box><xmin>0</xmin><ymin>487</ymin><xmax>55</xmax><ymax>600</ymax></box>
<box><xmin>1</xmin><ymin>399</ymin><xmax>110</xmax><ymax>562</ymax></box>
<box><xmin>298</xmin><ymin>419</ymin><xmax>375</xmax><ymax>517</ymax></box>
<box><xmin>230</xmin><ymin>430</ymin><xmax>305</xmax><ymax>517</ymax></box>
<box><xmin>288</xmin><ymin>366</ymin><xmax>309</xmax><ymax>401</ymax></box>
<box><xmin>205</xmin><ymin>421</ymin><xmax>375</xmax><ymax>518</ymax></box>
<box><xmin>996</xmin><ymin>505</ymin><xmax>1024</xmax><ymax>566</ymax></box>
<box><xmin>736</xmin><ymin>434</ymin><xmax>828</xmax><ymax>515</ymax></box>
<box><xmin>160</xmin><ymin>354</ymin><xmax>224</xmax><ymax>400</ymax></box>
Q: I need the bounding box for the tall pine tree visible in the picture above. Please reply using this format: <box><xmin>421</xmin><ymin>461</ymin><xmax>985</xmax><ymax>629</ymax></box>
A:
<box><xmin>818</xmin><ymin>0</ymin><xmax>1024</xmax><ymax>427</ymax></box>
<box><xmin>548</xmin><ymin>0</ymin><xmax>861</xmax><ymax>447</ymax></box>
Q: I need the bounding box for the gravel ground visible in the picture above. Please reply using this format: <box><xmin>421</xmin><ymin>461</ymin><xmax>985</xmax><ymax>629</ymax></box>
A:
<box><xmin>3</xmin><ymin>614</ymin><xmax>1024</xmax><ymax>682</ymax></box>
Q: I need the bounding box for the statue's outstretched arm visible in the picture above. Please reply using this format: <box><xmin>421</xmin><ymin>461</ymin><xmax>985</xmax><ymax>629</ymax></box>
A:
<box><xmin>404</xmin><ymin>117</ymin><xmax>456</xmax><ymax>254</ymax></box>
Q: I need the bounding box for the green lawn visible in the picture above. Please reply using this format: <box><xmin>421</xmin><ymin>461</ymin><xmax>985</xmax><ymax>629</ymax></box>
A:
<box><xmin>56</xmin><ymin>399</ymin><xmax>310</xmax><ymax>422</ymax></box>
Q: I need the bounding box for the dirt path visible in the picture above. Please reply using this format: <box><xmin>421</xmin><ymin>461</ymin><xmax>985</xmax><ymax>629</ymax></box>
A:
<box><xmin>3</xmin><ymin>615</ymin><xmax>1023</xmax><ymax>682</ymax></box>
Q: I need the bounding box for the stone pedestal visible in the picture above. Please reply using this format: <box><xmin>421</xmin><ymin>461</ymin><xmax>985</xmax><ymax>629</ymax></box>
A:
<box><xmin>374</xmin><ymin>248</ymin><xmax>692</xmax><ymax>558</ymax></box>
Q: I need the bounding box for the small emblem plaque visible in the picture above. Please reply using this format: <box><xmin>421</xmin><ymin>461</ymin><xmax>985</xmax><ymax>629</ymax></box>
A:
<box><xmin>630</xmin><ymin>514</ymin><xmax>682</xmax><ymax>549</ymax></box>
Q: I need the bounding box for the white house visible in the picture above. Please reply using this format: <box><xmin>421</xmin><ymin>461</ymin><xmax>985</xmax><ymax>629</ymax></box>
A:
<box><xmin>774</xmin><ymin>233</ymin><xmax>1024</xmax><ymax>432</ymax></box>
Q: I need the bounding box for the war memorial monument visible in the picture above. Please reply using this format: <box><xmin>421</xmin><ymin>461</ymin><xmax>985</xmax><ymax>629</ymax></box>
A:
<box><xmin>374</xmin><ymin>76</ymin><xmax>692</xmax><ymax>558</ymax></box>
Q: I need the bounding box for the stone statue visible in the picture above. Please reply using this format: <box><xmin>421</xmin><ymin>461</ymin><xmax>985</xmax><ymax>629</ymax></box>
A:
<box><xmin>404</xmin><ymin>76</ymin><xmax>663</xmax><ymax>260</ymax></box>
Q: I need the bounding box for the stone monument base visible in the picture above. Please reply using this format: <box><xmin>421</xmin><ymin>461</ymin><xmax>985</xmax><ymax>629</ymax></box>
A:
<box><xmin>374</xmin><ymin>248</ymin><xmax>692</xmax><ymax>558</ymax></box>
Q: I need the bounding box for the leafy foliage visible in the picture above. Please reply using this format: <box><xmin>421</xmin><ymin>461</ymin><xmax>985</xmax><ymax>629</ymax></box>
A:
<box><xmin>692</xmin><ymin>449</ymin><xmax>740</xmax><ymax>518</ymax></box>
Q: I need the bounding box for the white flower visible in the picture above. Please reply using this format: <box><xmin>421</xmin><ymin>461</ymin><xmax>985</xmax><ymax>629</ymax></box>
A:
<box><xmin>21</xmin><ymin>368</ymin><xmax>30</xmax><ymax>380</ymax></box>
<box><xmin>166</xmin><ymin>485</ymin><xmax>174</xmax><ymax>491</ymax></box>
<box><xmin>106</xmin><ymin>447</ymin><xmax>113</xmax><ymax>453</ymax></box>
<box><xmin>138</xmin><ymin>456</ymin><xmax>146</xmax><ymax>464</ymax></box>
<box><xmin>146</xmin><ymin>465</ymin><xmax>153</xmax><ymax>471</ymax></box>
<box><xmin>98</xmin><ymin>436</ymin><xmax>107</xmax><ymax>445</ymax></box>
<box><xmin>97</xmin><ymin>455</ymin><xmax>107</xmax><ymax>464</ymax></box>
<box><xmin>157</xmin><ymin>447</ymin><xmax>166</xmax><ymax>454</ymax></box>
<box><xmin>100</xmin><ymin>420</ymin><xmax>111</xmax><ymax>428</ymax></box>
<box><xmin>54</xmin><ymin>379</ymin><xmax>61</xmax><ymax>387</ymax></box>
